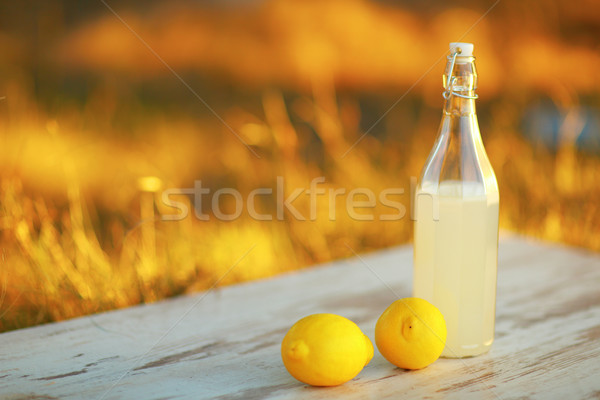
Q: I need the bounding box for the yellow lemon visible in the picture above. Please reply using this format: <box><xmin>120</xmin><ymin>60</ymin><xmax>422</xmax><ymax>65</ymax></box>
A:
<box><xmin>375</xmin><ymin>297</ymin><xmax>446</xmax><ymax>370</ymax></box>
<box><xmin>281</xmin><ymin>313</ymin><xmax>374</xmax><ymax>386</ymax></box>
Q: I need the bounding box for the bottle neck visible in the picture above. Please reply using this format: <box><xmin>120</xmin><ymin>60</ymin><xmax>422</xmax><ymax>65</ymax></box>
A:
<box><xmin>417</xmin><ymin>52</ymin><xmax>497</xmax><ymax>195</ymax></box>
<box><xmin>437</xmin><ymin>56</ymin><xmax>482</xmax><ymax>183</ymax></box>
<box><xmin>444</xmin><ymin>96</ymin><xmax>476</xmax><ymax>116</ymax></box>
<box><xmin>442</xmin><ymin>56</ymin><xmax>478</xmax><ymax>116</ymax></box>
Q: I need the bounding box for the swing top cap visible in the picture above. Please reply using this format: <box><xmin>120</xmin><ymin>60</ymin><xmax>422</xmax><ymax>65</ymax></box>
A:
<box><xmin>449</xmin><ymin>42</ymin><xmax>474</xmax><ymax>57</ymax></box>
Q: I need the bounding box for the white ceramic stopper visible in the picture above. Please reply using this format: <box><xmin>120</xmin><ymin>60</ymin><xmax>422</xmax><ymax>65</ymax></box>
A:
<box><xmin>449</xmin><ymin>42</ymin><xmax>474</xmax><ymax>57</ymax></box>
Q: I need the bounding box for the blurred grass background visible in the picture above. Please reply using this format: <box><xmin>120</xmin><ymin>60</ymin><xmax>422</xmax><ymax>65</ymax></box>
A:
<box><xmin>1</xmin><ymin>0</ymin><xmax>599</xmax><ymax>332</ymax></box>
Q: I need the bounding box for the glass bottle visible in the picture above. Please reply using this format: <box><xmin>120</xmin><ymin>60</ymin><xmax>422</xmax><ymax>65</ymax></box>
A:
<box><xmin>413</xmin><ymin>42</ymin><xmax>499</xmax><ymax>358</ymax></box>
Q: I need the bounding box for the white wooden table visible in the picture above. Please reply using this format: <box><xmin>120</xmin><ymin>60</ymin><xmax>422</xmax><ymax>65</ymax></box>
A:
<box><xmin>1</xmin><ymin>235</ymin><xmax>599</xmax><ymax>399</ymax></box>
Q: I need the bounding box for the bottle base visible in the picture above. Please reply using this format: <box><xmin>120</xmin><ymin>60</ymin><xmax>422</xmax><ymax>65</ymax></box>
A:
<box><xmin>441</xmin><ymin>340</ymin><xmax>493</xmax><ymax>359</ymax></box>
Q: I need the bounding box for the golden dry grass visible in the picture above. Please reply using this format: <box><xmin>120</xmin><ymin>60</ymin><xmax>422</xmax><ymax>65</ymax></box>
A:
<box><xmin>1</xmin><ymin>0</ymin><xmax>599</xmax><ymax>332</ymax></box>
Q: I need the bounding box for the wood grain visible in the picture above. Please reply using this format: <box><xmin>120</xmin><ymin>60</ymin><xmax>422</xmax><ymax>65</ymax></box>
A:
<box><xmin>1</xmin><ymin>235</ymin><xmax>599</xmax><ymax>399</ymax></box>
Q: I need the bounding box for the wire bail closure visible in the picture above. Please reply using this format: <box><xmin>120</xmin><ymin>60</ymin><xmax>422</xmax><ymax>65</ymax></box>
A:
<box><xmin>443</xmin><ymin>48</ymin><xmax>479</xmax><ymax>100</ymax></box>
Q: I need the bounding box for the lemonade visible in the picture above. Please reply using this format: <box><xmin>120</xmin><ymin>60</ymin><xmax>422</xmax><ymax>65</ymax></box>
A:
<box><xmin>414</xmin><ymin>181</ymin><xmax>499</xmax><ymax>358</ymax></box>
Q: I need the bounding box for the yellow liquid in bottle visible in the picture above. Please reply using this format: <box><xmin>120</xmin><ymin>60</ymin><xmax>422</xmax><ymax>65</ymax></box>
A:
<box><xmin>413</xmin><ymin>181</ymin><xmax>499</xmax><ymax>358</ymax></box>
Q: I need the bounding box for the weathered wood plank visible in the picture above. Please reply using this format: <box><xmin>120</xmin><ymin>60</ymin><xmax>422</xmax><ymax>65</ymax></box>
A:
<box><xmin>1</xmin><ymin>236</ymin><xmax>599</xmax><ymax>399</ymax></box>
